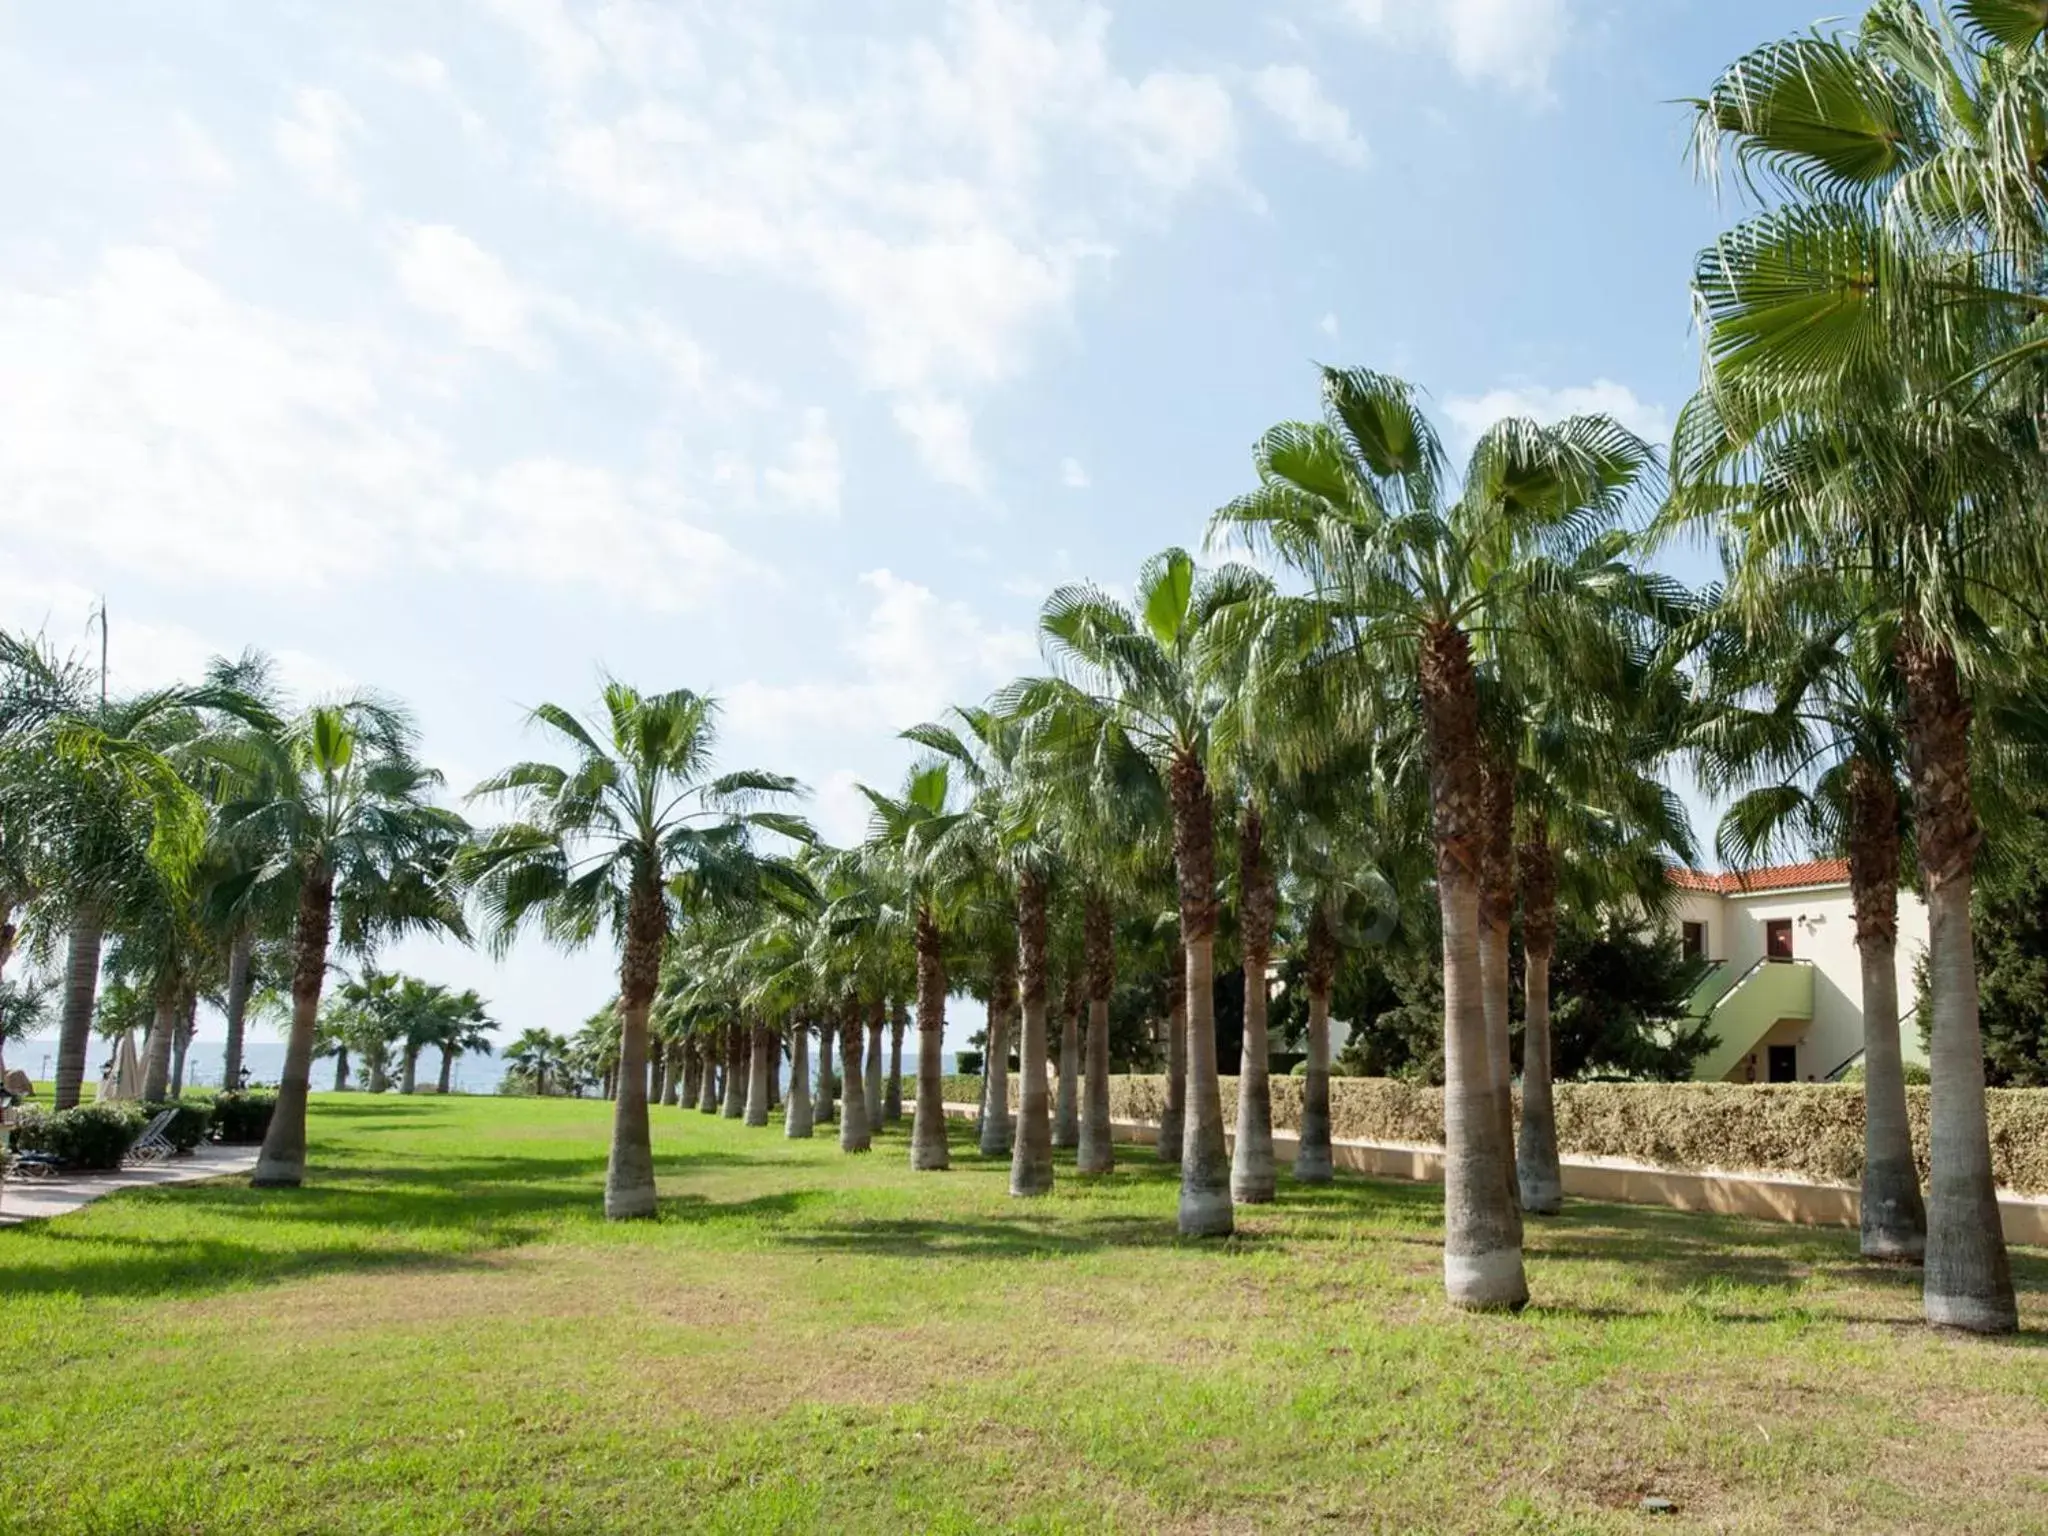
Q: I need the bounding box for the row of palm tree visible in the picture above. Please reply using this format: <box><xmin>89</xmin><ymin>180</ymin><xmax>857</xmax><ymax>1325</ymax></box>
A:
<box><xmin>629</xmin><ymin>6</ymin><xmax>2048</xmax><ymax>1342</ymax></box>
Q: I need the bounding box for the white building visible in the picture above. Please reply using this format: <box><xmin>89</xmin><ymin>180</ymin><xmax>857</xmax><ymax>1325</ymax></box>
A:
<box><xmin>1667</xmin><ymin>860</ymin><xmax>1930</xmax><ymax>1084</ymax></box>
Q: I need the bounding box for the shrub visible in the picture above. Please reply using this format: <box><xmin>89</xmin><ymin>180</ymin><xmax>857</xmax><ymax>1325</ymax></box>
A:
<box><xmin>207</xmin><ymin>1091</ymin><xmax>276</xmax><ymax>1145</ymax></box>
<box><xmin>9</xmin><ymin>1102</ymin><xmax>146</xmax><ymax>1170</ymax></box>
<box><xmin>954</xmin><ymin>1051</ymin><xmax>984</xmax><ymax>1077</ymax></box>
<box><xmin>1010</xmin><ymin>1073</ymin><xmax>2048</xmax><ymax>1196</ymax></box>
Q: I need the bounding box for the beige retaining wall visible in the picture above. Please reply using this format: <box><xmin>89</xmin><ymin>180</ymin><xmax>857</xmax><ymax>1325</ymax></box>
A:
<box><xmin>937</xmin><ymin>1101</ymin><xmax>2048</xmax><ymax>1247</ymax></box>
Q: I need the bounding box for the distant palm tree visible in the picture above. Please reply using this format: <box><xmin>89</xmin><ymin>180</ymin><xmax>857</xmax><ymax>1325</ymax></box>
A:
<box><xmin>463</xmin><ymin>683</ymin><xmax>810</xmax><ymax>1219</ymax></box>
<box><xmin>505</xmin><ymin>1026</ymin><xmax>571</xmax><ymax>1098</ymax></box>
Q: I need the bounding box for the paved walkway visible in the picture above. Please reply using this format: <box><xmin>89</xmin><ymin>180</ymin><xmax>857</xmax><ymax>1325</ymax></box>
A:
<box><xmin>0</xmin><ymin>1143</ymin><xmax>261</xmax><ymax>1227</ymax></box>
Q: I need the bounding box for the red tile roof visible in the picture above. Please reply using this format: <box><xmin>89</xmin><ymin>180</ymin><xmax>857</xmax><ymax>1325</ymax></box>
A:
<box><xmin>1669</xmin><ymin>859</ymin><xmax>1850</xmax><ymax>895</ymax></box>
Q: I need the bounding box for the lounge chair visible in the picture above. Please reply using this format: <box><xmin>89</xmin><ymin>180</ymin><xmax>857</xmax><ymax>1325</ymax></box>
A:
<box><xmin>125</xmin><ymin>1109</ymin><xmax>180</xmax><ymax>1164</ymax></box>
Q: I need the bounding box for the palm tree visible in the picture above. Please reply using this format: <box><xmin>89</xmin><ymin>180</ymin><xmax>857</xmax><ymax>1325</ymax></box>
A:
<box><xmin>222</xmin><ymin>697</ymin><xmax>467</xmax><ymax>1185</ymax></box>
<box><xmin>464</xmin><ymin>683</ymin><xmax>809</xmax><ymax>1218</ymax></box>
<box><xmin>1689</xmin><ymin>590</ymin><xmax>1928</xmax><ymax>1256</ymax></box>
<box><xmin>858</xmin><ymin>757</ymin><xmax>979</xmax><ymax>1172</ymax></box>
<box><xmin>1679</xmin><ymin>9</ymin><xmax>2048</xmax><ymax>1329</ymax></box>
<box><xmin>0</xmin><ymin>975</ymin><xmax>51</xmax><ymax>1080</ymax></box>
<box><xmin>1213</xmin><ymin>371</ymin><xmax>1657</xmax><ymax>1304</ymax></box>
<box><xmin>506</xmin><ymin>1026</ymin><xmax>571</xmax><ymax>1097</ymax></box>
<box><xmin>1018</xmin><ymin>549</ymin><xmax>1270</xmax><ymax>1235</ymax></box>
<box><xmin>0</xmin><ymin>636</ymin><xmax>223</xmax><ymax>1109</ymax></box>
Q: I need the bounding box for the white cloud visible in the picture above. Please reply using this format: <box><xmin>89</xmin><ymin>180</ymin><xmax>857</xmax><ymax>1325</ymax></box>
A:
<box><xmin>1338</xmin><ymin>0</ymin><xmax>1571</xmax><ymax>100</ymax></box>
<box><xmin>0</xmin><ymin>245</ymin><xmax>758</xmax><ymax>609</ymax></box>
<box><xmin>381</xmin><ymin>51</ymin><xmax>489</xmax><ymax>139</ymax></box>
<box><xmin>1442</xmin><ymin>378</ymin><xmax>1671</xmax><ymax>451</ymax></box>
<box><xmin>172</xmin><ymin>112</ymin><xmax>234</xmax><ymax>187</ymax></box>
<box><xmin>892</xmin><ymin>396</ymin><xmax>987</xmax><ymax>494</ymax></box>
<box><xmin>0</xmin><ymin>576</ymin><xmax>354</xmax><ymax>701</ymax></box>
<box><xmin>761</xmin><ymin>408</ymin><xmax>843</xmax><ymax>517</ymax></box>
<box><xmin>1060</xmin><ymin>456</ymin><xmax>1090</xmax><ymax>489</ymax></box>
<box><xmin>273</xmin><ymin>86</ymin><xmax>365</xmax><ymax>206</ymax></box>
<box><xmin>393</xmin><ymin>223</ymin><xmax>544</xmax><ymax>362</ymax></box>
<box><xmin>727</xmin><ymin>568</ymin><xmax>1034</xmax><ymax>743</ymax></box>
<box><xmin>1249</xmin><ymin>65</ymin><xmax>1368</xmax><ymax>168</ymax></box>
<box><xmin>1319</xmin><ymin>311</ymin><xmax>1340</xmax><ymax>338</ymax></box>
<box><xmin>503</xmin><ymin>0</ymin><xmax>1241</xmax><ymax>490</ymax></box>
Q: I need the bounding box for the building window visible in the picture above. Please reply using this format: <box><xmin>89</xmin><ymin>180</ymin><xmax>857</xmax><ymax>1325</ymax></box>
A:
<box><xmin>1766</xmin><ymin>918</ymin><xmax>1794</xmax><ymax>960</ymax></box>
<box><xmin>1681</xmin><ymin>921</ymin><xmax>1706</xmax><ymax>961</ymax></box>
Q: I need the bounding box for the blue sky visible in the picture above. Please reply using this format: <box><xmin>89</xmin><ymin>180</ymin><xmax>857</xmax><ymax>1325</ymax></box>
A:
<box><xmin>0</xmin><ymin>0</ymin><xmax>1814</xmax><ymax>1051</ymax></box>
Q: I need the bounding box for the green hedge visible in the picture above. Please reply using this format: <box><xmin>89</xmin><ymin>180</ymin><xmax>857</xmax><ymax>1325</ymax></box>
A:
<box><xmin>951</xmin><ymin>1073</ymin><xmax>2048</xmax><ymax>1196</ymax></box>
<box><xmin>8</xmin><ymin>1102</ymin><xmax>146</xmax><ymax>1170</ymax></box>
<box><xmin>207</xmin><ymin>1091</ymin><xmax>276</xmax><ymax>1145</ymax></box>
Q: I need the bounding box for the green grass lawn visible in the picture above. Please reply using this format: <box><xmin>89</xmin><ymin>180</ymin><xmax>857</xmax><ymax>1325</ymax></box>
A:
<box><xmin>2</xmin><ymin>1097</ymin><xmax>2044</xmax><ymax>1535</ymax></box>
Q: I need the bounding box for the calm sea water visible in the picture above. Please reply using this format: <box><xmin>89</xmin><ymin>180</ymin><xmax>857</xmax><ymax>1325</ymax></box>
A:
<box><xmin>12</xmin><ymin>1038</ymin><xmax>507</xmax><ymax>1095</ymax></box>
<box><xmin>10</xmin><ymin>1038</ymin><xmax>959</xmax><ymax>1096</ymax></box>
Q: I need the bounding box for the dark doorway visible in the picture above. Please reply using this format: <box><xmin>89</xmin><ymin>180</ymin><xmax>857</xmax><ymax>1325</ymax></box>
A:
<box><xmin>1766</xmin><ymin>919</ymin><xmax>1794</xmax><ymax>960</ymax></box>
<box><xmin>1681</xmin><ymin>921</ymin><xmax>1706</xmax><ymax>962</ymax></box>
<box><xmin>1768</xmin><ymin>1045</ymin><xmax>1798</xmax><ymax>1083</ymax></box>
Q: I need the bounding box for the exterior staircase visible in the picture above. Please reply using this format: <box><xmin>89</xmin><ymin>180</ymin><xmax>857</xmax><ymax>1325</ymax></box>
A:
<box><xmin>1688</xmin><ymin>958</ymin><xmax>1816</xmax><ymax>1082</ymax></box>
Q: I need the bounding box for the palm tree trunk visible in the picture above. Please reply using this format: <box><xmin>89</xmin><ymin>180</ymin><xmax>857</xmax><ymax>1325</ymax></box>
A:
<box><xmin>1158</xmin><ymin>948</ymin><xmax>1186</xmax><ymax>1165</ymax></box>
<box><xmin>784</xmin><ymin>1025</ymin><xmax>813</xmax><ymax>1137</ymax></box>
<box><xmin>222</xmin><ymin>927</ymin><xmax>253</xmax><ymax>1091</ymax></box>
<box><xmin>697</xmin><ymin>1037</ymin><xmax>721</xmax><ymax>1114</ymax></box>
<box><xmin>1904</xmin><ymin>634</ymin><xmax>2013</xmax><ymax>1330</ymax></box>
<box><xmin>864</xmin><ymin>999</ymin><xmax>884</xmax><ymax>1129</ymax></box>
<box><xmin>254</xmin><ymin>863</ymin><xmax>335</xmax><ymax>1188</ymax></box>
<box><xmin>980</xmin><ymin>946</ymin><xmax>1015</xmax><ymax>1156</ymax></box>
<box><xmin>1423</xmin><ymin>623</ymin><xmax>1525</xmax><ymax>1309</ymax></box>
<box><xmin>438</xmin><ymin>1046</ymin><xmax>456</xmax><ymax>1096</ymax></box>
<box><xmin>598</xmin><ymin>872</ymin><xmax>664</xmax><ymax>1220</ymax></box>
<box><xmin>647</xmin><ymin>1046</ymin><xmax>664</xmax><ymax>1107</ymax></box>
<box><xmin>171</xmin><ymin>987</ymin><xmax>195</xmax><ymax>1098</ymax></box>
<box><xmin>143</xmin><ymin>983</ymin><xmax>177</xmax><ymax>1102</ymax></box>
<box><xmin>679</xmin><ymin>1041</ymin><xmax>698</xmax><ymax>1110</ymax></box>
<box><xmin>1295</xmin><ymin>910</ymin><xmax>1336</xmax><ymax>1184</ymax></box>
<box><xmin>661</xmin><ymin>1042</ymin><xmax>681</xmax><ymax>1107</ymax></box>
<box><xmin>886</xmin><ymin>1003</ymin><xmax>906</xmax><ymax>1124</ymax></box>
<box><xmin>745</xmin><ymin>1020</ymin><xmax>772</xmax><ymax>1126</ymax></box>
<box><xmin>815</xmin><ymin>1021</ymin><xmax>837</xmax><ymax>1123</ymax></box>
<box><xmin>1077</xmin><ymin>888</ymin><xmax>1115</xmax><ymax>1176</ymax></box>
<box><xmin>1478</xmin><ymin>755</ymin><xmax>1523</xmax><ymax>1226</ymax></box>
<box><xmin>1010</xmin><ymin>869</ymin><xmax>1054</xmax><ymax>1197</ymax></box>
<box><xmin>369</xmin><ymin>1055</ymin><xmax>390</xmax><ymax>1094</ymax></box>
<box><xmin>768</xmin><ymin>1036</ymin><xmax>781</xmax><ymax>1113</ymax></box>
<box><xmin>1847</xmin><ymin>756</ymin><xmax>1924</xmax><ymax>1260</ymax></box>
<box><xmin>1232</xmin><ymin>805</ymin><xmax>1277</xmax><ymax>1204</ymax></box>
<box><xmin>53</xmin><ymin>909</ymin><xmax>104</xmax><ymax>1111</ymax></box>
<box><xmin>332</xmin><ymin>1047</ymin><xmax>349</xmax><ymax>1093</ymax></box>
<box><xmin>1053</xmin><ymin>975</ymin><xmax>1080</xmax><ymax>1150</ymax></box>
<box><xmin>1515</xmin><ymin>830</ymin><xmax>1562</xmax><ymax>1215</ymax></box>
<box><xmin>912</xmin><ymin>908</ymin><xmax>951</xmax><ymax>1170</ymax></box>
<box><xmin>400</xmin><ymin>1048</ymin><xmax>419</xmax><ymax>1096</ymax></box>
<box><xmin>722</xmin><ymin>1023</ymin><xmax>746</xmax><ymax>1118</ymax></box>
<box><xmin>838</xmin><ymin>1001</ymin><xmax>871</xmax><ymax>1152</ymax></box>
<box><xmin>1169</xmin><ymin>750</ymin><xmax>1231</xmax><ymax>1237</ymax></box>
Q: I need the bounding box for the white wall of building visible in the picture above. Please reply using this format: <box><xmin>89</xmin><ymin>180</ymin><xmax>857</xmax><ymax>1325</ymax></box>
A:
<box><xmin>1672</xmin><ymin>882</ymin><xmax>1929</xmax><ymax>1082</ymax></box>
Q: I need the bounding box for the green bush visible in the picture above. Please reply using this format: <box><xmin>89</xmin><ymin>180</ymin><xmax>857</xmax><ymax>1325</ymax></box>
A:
<box><xmin>954</xmin><ymin>1051</ymin><xmax>984</xmax><ymax>1077</ymax></box>
<box><xmin>9</xmin><ymin>1102</ymin><xmax>146</xmax><ymax>1170</ymax></box>
<box><xmin>139</xmin><ymin>1100</ymin><xmax>212</xmax><ymax>1153</ymax></box>
<box><xmin>207</xmin><ymin>1091</ymin><xmax>276</xmax><ymax>1145</ymax></box>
